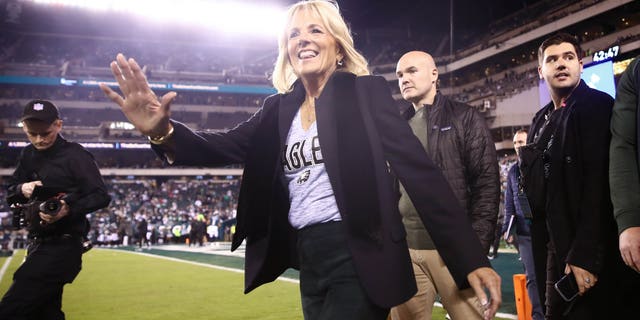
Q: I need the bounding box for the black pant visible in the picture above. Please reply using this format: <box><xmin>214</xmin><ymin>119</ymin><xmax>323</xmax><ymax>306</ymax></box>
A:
<box><xmin>297</xmin><ymin>221</ymin><xmax>388</xmax><ymax>320</ymax></box>
<box><xmin>0</xmin><ymin>237</ymin><xmax>82</xmax><ymax>320</ymax></box>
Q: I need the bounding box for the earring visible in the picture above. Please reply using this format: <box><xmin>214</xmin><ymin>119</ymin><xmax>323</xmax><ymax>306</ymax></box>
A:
<box><xmin>337</xmin><ymin>60</ymin><xmax>344</xmax><ymax>67</ymax></box>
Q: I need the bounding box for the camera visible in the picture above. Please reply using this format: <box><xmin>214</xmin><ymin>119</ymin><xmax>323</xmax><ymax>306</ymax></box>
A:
<box><xmin>10</xmin><ymin>198</ymin><xmax>63</xmax><ymax>229</ymax></box>
<box><xmin>39</xmin><ymin>199</ymin><xmax>62</xmax><ymax>216</ymax></box>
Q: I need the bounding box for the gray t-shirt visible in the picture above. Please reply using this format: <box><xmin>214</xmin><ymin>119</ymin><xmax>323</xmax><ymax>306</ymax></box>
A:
<box><xmin>283</xmin><ymin>111</ymin><xmax>341</xmax><ymax>229</ymax></box>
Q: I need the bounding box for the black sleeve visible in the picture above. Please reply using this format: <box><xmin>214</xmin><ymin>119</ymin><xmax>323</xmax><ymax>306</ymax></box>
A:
<box><xmin>567</xmin><ymin>93</ymin><xmax>614</xmax><ymax>274</ymax></box>
<box><xmin>152</xmin><ymin>96</ymin><xmax>277</xmax><ymax>167</ymax></box>
<box><xmin>464</xmin><ymin>107</ymin><xmax>501</xmax><ymax>252</ymax></box>
<box><xmin>6</xmin><ymin>148</ymin><xmax>32</xmax><ymax>205</ymax></box>
<box><xmin>357</xmin><ymin>76</ymin><xmax>490</xmax><ymax>288</ymax></box>
<box><xmin>63</xmin><ymin>147</ymin><xmax>111</xmax><ymax>215</ymax></box>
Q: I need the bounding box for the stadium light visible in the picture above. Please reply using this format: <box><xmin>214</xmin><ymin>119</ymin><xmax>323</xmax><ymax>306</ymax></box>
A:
<box><xmin>30</xmin><ymin>0</ymin><xmax>286</xmax><ymax>38</ymax></box>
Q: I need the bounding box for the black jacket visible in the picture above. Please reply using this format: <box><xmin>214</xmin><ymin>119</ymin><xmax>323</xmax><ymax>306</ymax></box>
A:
<box><xmin>155</xmin><ymin>72</ymin><xmax>490</xmax><ymax>308</ymax></box>
<box><xmin>402</xmin><ymin>93</ymin><xmax>500</xmax><ymax>252</ymax></box>
<box><xmin>528</xmin><ymin>80</ymin><xmax>639</xmax><ymax>317</ymax></box>
<box><xmin>6</xmin><ymin>135</ymin><xmax>111</xmax><ymax>237</ymax></box>
<box><xmin>529</xmin><ymin>80</ymin><xmax>617</xmax><ymax>275</ymax></box>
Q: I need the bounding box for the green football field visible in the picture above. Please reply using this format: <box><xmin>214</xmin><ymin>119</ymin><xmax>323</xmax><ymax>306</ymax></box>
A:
<box><xmin>0</xmin><ymin>249</ymin><xmax>302</xmax><ymax>319</ymax></box>
<box><xmin>0</xmin><ymin>247</ymin><xmax>518</xmax><ymax>319</ymax></box>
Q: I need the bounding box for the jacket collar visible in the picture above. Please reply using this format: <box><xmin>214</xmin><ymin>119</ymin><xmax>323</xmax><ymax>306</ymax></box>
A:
<box><xmin>278</xmin><ymin>79</ymin><xmax>306</xmax><ymax>144</ymax></box>
<box><xmin>431</xmin><ymin>92</ymin><xmax>444</xmax><ymax>109</ymax></box>
<box><xmin>562</xmin><ymin>79</ymin><xmax>589</xmax><ymax>108</ymax></box>
<box><xmin>537</xmin><ymin>79</ymin><xmax>589</xmax><ymax>116</ymax></box>
<box><xmin>402</xmin><ymin>92</ymin><xmax>443</xmax><ymax>120</ymax></box>
<box><xmin>32</xmin><ymin>134</ymin><xmax>66</xmax><ymax>155</ymax></box>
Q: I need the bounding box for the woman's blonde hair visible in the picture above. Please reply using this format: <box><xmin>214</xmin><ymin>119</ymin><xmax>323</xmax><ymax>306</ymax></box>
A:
<box><xmin>271</xmin><ymin>0</ymin><xmax>370</xmax><ymax>93</ymax></box>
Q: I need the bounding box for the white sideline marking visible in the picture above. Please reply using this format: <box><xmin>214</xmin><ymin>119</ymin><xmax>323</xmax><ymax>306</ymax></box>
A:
<box><xmin>0</xmin><ymin>256</ymin><xmax>13</xmax><ymax>283</ymax></box>
<box><xmin>105</xmin><ymin>248</ymin><xmax>300</xmax><ymax>284</ymax></box>
<box><xmin>495</xmin><ymin>313</ymin><xmax>518</xmax><ymax>320</ymax></box>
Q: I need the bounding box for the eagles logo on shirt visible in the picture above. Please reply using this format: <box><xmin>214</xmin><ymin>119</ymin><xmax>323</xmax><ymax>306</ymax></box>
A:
<box><xmin>297</xmin><ymin>169</ymin><xmax>311</xmax><ymax>184</ymax></box>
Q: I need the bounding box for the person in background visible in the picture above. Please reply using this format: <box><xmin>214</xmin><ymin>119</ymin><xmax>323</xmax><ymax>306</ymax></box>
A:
<box><xmin>99</xmin><ymin>2</ymin><xmax>501</xmax><ymax>319</ymax></box>
<box><xmin>391</xmin><ymin>51</ymin><xmax>500</xmax><ymax>320</ymax></box>
<box><xmin>136</xmin><ymin>216</ymin><xmax>148</xmax><ymax>248</ymax></box>
<box><xmin>488</xmin><ymin>203</ymin><xmax>505</xmax><ymax>260</ymax></box>
<box><xmin>502</xmin><ymin>130</ymin><xmax>544</xmax><ymax>320</ymax></box>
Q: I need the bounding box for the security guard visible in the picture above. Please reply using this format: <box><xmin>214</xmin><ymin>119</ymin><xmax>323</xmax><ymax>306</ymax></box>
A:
<box><xmin>0</xmin><ymin>100</ymin><xmax>111</xmax><ymax>319</ymax></box>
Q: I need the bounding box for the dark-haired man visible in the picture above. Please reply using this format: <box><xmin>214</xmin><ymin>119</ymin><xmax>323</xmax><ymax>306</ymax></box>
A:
<box><xmin>524</xmin><ymin>33</ymin><xmax>639</xmax><ymax>319</ymax></box>
<box><xmin>0</xmin><ymin>100</ymin><xmax>111</xmax><ymax>319</ymax></box>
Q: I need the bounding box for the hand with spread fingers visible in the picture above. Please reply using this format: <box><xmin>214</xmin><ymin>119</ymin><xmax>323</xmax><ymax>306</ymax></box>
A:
<box><xmin>565</xmin><ymin>264</ymin><xmax>597</xmax><ymax>295</ymax></box>
<box><xmin>99</xmin><ymin>53</ymin><xmax>176</xmax><ymax>138</ymax></box>
<box><xmin>467</xmin><ymin>267</ymin><xmax>502</xmax><ymax>320</ymax></box>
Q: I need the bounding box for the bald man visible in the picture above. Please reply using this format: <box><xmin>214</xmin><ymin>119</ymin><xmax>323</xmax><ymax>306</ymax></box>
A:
<box><xmin>391</xmin><ymin>51</ymin><xmax>500</xmax><ymax>320</ymax></box>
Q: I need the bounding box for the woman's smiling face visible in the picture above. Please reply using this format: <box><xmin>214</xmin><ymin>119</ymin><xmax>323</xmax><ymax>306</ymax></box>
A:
<box><xmin>286</xmin><ymin>8</ymin><xmax>342</xmax><ymax>84</ymax></box>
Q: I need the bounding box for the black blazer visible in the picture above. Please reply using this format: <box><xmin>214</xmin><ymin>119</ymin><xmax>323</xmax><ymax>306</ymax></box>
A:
<box><xmin>529</xmin><ymin>80</ymin><xmax>617</xmax><ymax>275</ymax></box>
<box><xmin>158</xmin><ymin>72</ymin><xmax>489</xmax><ymax>308</ymax></box>
<box><xmin>527</xmin><ymin>81</ymin><xmax>640</xmax><ymax>316</ymax></box>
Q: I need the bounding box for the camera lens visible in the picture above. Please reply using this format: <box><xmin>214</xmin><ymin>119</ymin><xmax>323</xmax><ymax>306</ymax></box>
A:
<box><xmin>39</xmin><ymin>199</ymin><xmax>61</xmax><ymax>216</ymax></box>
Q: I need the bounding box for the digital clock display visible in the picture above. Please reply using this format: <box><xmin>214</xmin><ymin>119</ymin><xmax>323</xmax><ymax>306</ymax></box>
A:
<box><xmin>593</xmin><ymin>45</ymin><xmax>620</xmax><ymax>62</ymax></box>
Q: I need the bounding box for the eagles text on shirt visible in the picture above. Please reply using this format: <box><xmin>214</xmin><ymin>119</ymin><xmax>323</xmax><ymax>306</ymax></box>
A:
<box><xmin>282</xmin><ymin>136</ymin><xmax>324</xmax><ymax>171</ymax></box>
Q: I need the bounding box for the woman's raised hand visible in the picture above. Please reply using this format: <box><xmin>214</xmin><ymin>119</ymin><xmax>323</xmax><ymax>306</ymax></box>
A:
<box><xmin>99</xmin><ymin>53</ymin><xmax>176</xmax><ymax>137</ymax></box>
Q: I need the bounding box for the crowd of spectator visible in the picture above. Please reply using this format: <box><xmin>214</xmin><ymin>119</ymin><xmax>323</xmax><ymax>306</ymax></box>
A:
<box><xmin>367</xmin><ymin>0</ymin><xmax>611</xmax><ymax>71</ymax></box>
<box><xmin>0</xmin><ymin>178</ymin><xmax>241</xmax><ymax>250</ymax></box>
<box><xmin>90</xmin><ymin>178</ymin><xmax>240</xmax><ymax>248</ymax></box>
<box><xmin>455</xmin><ymin>0</ymin><xmax>598</xmax><ymax>61</ymax></box>
<box><xmin>449</xmin><ymin>68</ymin><xmax>540</xmax><ymax>105</ymax></box>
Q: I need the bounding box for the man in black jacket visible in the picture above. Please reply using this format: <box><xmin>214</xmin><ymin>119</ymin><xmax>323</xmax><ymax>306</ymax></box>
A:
<box><xmin>525</xmin><ymin>33</ymin><xmax>639</xmax><ymax>319</ymax></box>
<box><xmin>0</xmin><ymin>100</ymin><xmax>111</xmax><ymax>319</ymax></box>
<box><xmin>391</xmin><ymin>51</ymin><xmax>500</xmax><ymax>320</ymax></box>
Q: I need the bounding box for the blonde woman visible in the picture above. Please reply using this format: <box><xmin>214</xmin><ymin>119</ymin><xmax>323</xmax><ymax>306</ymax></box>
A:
<box><xmin>100</xmin><ymin>1</ymin><xmax>500</xmax><ymax>319</ymax></box>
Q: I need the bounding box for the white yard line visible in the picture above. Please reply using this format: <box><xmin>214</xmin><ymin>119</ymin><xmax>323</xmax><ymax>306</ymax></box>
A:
<box><xmin>0</xmin><ymin>256</ymin><xmax>13</xmax><ymax>284</ymax></box>
<box><xmin>110</xmin><ymin>248</ymin><xmax>299</xmax><ymax>284</ymax></box>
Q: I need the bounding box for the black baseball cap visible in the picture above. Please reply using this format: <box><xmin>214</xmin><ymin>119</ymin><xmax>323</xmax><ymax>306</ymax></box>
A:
<box><xmin>21</xmin><ymin>99</ymin><xmax>60</xmax><ymax>124</ymax></box>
